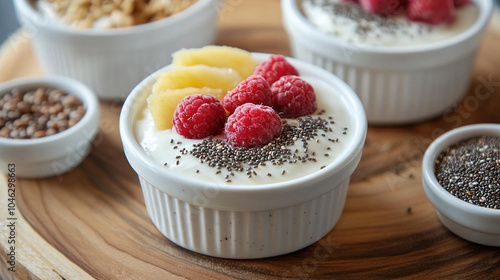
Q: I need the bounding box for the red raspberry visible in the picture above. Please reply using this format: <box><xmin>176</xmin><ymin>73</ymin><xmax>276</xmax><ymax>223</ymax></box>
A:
<box><xmin>224</xmin><ymin>103</ymin><xmax>282</xmax><ymax>148</ymax></box>
<box><xmin>173</xmin><ymin>94</ymin><xmax>226</xmax><ymax>139</ymax></box>
<box><xmin>222</xmin><ymin>75</ymin><xmax>273</xmax><ymax>114</ymax></box>
<box><xmin>407</xmin><ymin>0</ymin><xmax>455</xmax><ymax>25</ymax></box>
<box><xmin>359</xmin><ymin>0</ymin><xmax>405</xmax><ymax>15</ymax></box>
<box><xmin>271</xmin><ymin>75</ymin><xmax>317</xmax><ymax>118</ymax></box>
<box><xmin>253</xmin><ymin>55</ymin><xmax>299</xmax><ymax>86</ymax></box>
<box><xmin>453</xmin><ymin>0</ymin><xmax>470</xmax><ymax>8</ymax></box>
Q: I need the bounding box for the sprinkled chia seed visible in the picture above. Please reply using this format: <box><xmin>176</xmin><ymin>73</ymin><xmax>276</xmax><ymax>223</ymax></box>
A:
<box><xmin>302</xmin><ymin>0</ymin><xmax>434</xmax><ymax>45</ymax></box>
<box><xmin>162</xmin><ymin>114</ymin><xmax>349</xmax><ymax>183</ymax></box>
<box><xmin>435</xmin><ymin>136</ymin><xmax>500</xmax><ymax>209</ymax></box>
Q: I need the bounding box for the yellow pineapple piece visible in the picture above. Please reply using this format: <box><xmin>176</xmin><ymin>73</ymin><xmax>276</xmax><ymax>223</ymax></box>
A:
<box><xmin>152</xmin><ymin>65</ymin><xmax>242</xmax><ymax>95</ymax></box>
<box><xmin>172</xmin><ymin>46</ymin><xmax>259</xmax><ymax>79</ymax></box>
<box><xmin>147</xmin><ymin>87</ymin><xmax>226</xmax><ymax>130</ymax></box>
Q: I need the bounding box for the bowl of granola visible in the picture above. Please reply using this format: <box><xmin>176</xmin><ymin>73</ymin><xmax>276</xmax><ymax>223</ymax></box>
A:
<box><xmin>14</xmin><ymin>0</ymin><xmax>220</xmax><ymax>100</ymax></box>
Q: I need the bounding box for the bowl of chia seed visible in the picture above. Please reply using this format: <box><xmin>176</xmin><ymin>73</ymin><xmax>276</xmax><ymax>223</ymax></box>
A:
<box><xmin>422</xmin><ymin>123</ymin><xmax>500</xmax><ymax>247</ymax></box>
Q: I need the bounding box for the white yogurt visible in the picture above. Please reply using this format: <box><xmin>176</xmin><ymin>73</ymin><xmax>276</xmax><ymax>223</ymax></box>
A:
<box><xmin>302</xmin><ymin>0</ymin><xmax>480</xmax><ymax>47</ymax></box>
<box><xmin>135</xmin><ymin>77</ymin><xmax>354</xmax><ymax>185</ymax></box>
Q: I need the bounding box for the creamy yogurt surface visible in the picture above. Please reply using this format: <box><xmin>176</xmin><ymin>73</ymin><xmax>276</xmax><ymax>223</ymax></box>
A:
<box><xmin>135</xmin><ymin>77</ymin><xmax>354</xmax><ymax>186</ymax></box>
<box><xmin>302</xmin><ymin>0</ymin><xmax>480</xmax><ymax>47</ymax></box>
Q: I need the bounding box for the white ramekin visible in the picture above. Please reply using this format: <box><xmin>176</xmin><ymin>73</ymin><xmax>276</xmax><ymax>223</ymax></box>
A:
<box><xmin>0</xmin><ymin>76</ymin><xmax>100</xmax><ymax>178</ymax></box>
<box><xmin>422</xmin><ymin>124</ymin><xmax>500</xmax><ymax>247</ymax></box>
<box><xmin>13</xmin><ymin>0</ymin><xmax>219</xmax><ymax>100</ymax></box>
<box><xmin>282</xmin><ymin>0</ymin><xmax>493</xmax><ymax>125</ymax></box>
<box><xmin>120</xmin><ymin>53</ymin><xmax>367</xmax><ymax>259</ymax></box>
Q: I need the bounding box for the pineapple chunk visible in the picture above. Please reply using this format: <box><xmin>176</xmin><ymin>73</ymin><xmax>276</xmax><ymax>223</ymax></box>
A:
<box><xmin>152</xmin><ymin>65</ymin><xmax>243</xmax><ymax>95</ymax></box>
<box><xmin>172</xmin><ymin>46</ymin><xmax>259</xmax><ymax>79</ymax></box>
<box><xmin>148</xmin><ymin>87</ymin><xmax>226</xmax><ymax>130</ymax></box>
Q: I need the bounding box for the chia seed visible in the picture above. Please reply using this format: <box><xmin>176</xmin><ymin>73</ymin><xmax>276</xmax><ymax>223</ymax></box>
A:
<box><xmin>435</xmin><ymin>136</ymin><xmax>500</xmax><ymax>209</ymax></box>
<box><xmin>170</xmin><ymin>114</ymin><xmax>345</xmax><ymax>182</ymax></box>
<box><xmin>303</xmin><ymin>0</ymin><xmax>429</xmax><ymax>44</ymax></box>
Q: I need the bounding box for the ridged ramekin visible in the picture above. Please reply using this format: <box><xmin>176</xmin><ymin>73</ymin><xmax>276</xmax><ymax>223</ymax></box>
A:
<box><xmin>422</xmin><ymin>124</ymin><xmax>500</xmax><ymax>247</ymax></box>
<box><xmin>13</xmin><ymin>0</ymin><xmax>219</xmax><ymax>100</ymax></box>
<box><xmin>119</xmin><ymin>53</ymin><xmax>367</xmax><ymax>259</ymax></box>
<box><xmin>0</xmin><ymin>76</ymin><xmax>99</xmax><ymax>178</ymax></box>
<box><xmin>282</xmin><ymin>0</ymin><xmax>493</xmax><ymax>125</ymax></box>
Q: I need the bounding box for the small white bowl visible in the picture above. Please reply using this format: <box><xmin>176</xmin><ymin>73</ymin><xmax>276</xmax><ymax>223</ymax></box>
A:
<box><xmin>0</xmin><ymin>76</ymin><xmax>100</xmax><ymax>179</ymax></box>
<box><xmin>13</xmin><ymin>0</ymin><xmax>219</xmax><ymax>100</ymax></box>
<box><xmin>120</xmin><ymin>53</ymin><xmax>367</xmax><ymax>259</ymax></box>
<box><xmin>422</xmin><ymin>124</ymin><xmax>500</xmax><ymax>247</ymax></box>
<box><xmin>281</xmin><ymin>0</ymin><xmax>493</xmax><ymax>125</ymax></box>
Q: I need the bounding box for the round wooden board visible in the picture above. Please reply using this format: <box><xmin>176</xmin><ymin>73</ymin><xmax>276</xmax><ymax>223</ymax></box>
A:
<box><xmin>1</xmin><ymin>1</ymin><xmax>500</xmax><ymax>279</ymax></box>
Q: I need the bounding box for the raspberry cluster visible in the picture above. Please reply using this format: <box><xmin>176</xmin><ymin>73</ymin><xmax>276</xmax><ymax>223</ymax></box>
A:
<box><xmin>172</xmin><ymin>55</ymin><xmax>318</xmax><ymax>148</ymax></box>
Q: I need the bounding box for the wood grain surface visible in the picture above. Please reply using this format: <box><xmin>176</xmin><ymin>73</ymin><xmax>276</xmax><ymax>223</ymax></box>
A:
<box><xmin>1</xmin><ymin>1</ymin><xmax>500</xmax><ymax>279</ymax></box>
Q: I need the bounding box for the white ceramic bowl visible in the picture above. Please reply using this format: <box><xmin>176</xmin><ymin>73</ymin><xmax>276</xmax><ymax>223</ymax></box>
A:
<box><xmin>422</xmin><ymin>124</ymin><xmax>500</xmax><ymax>247</ymax></box>
<box><xmin>282</xmin><ymin>0</ymin><xmax>493</xmax><ymax>125</ymax></box>
<box><xmin>0</xmin><ymin>76</ymin><xmax>99</xmax><ymax>178</ymax></box>
<box><xmin>13</xmin><ymin>0</ymin><xmax>219</xmax><ymax>100</ymax></box>
<box><xmin>119</xmin><ymin>53</ymin><xmax>367</xmax><ymax>259</ymax></box>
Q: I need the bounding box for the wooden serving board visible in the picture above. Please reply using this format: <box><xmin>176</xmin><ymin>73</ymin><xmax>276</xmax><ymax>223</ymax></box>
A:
<box><xmin>1</xmin><ymin>1</ymin><xmax>500</xmax><ymax>279</ymax></box>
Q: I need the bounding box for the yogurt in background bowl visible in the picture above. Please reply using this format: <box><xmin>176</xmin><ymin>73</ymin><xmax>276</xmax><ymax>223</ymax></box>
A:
<box><xmin>302</xmin><ymin>0</ymin><xmax>480</xmax><ymax>47</ymax></box>
<box><xmin>120</xmin><ymin>53</ymin><xmax>367</xmax><ymax>259</ymax></box>
<box><xmin>282</xmin><ymin>0</ymin><xmax>494</xmax><ymax>125</ymax></box>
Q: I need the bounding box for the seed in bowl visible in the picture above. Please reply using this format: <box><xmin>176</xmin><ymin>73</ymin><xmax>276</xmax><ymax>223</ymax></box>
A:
<box><xmin>435</xmin><ymin>136</ymin><xmax>500</xmax><ymax>209</ymax></box>
<box><xmin>36</xmin><ymin>0</ymin><xmax>198</xmax><ymax>29</ymax></box>
<box><xmin>0</xmin><ymin>87</ymin><xmax>86</xmax><ymax>139</ymax></box>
